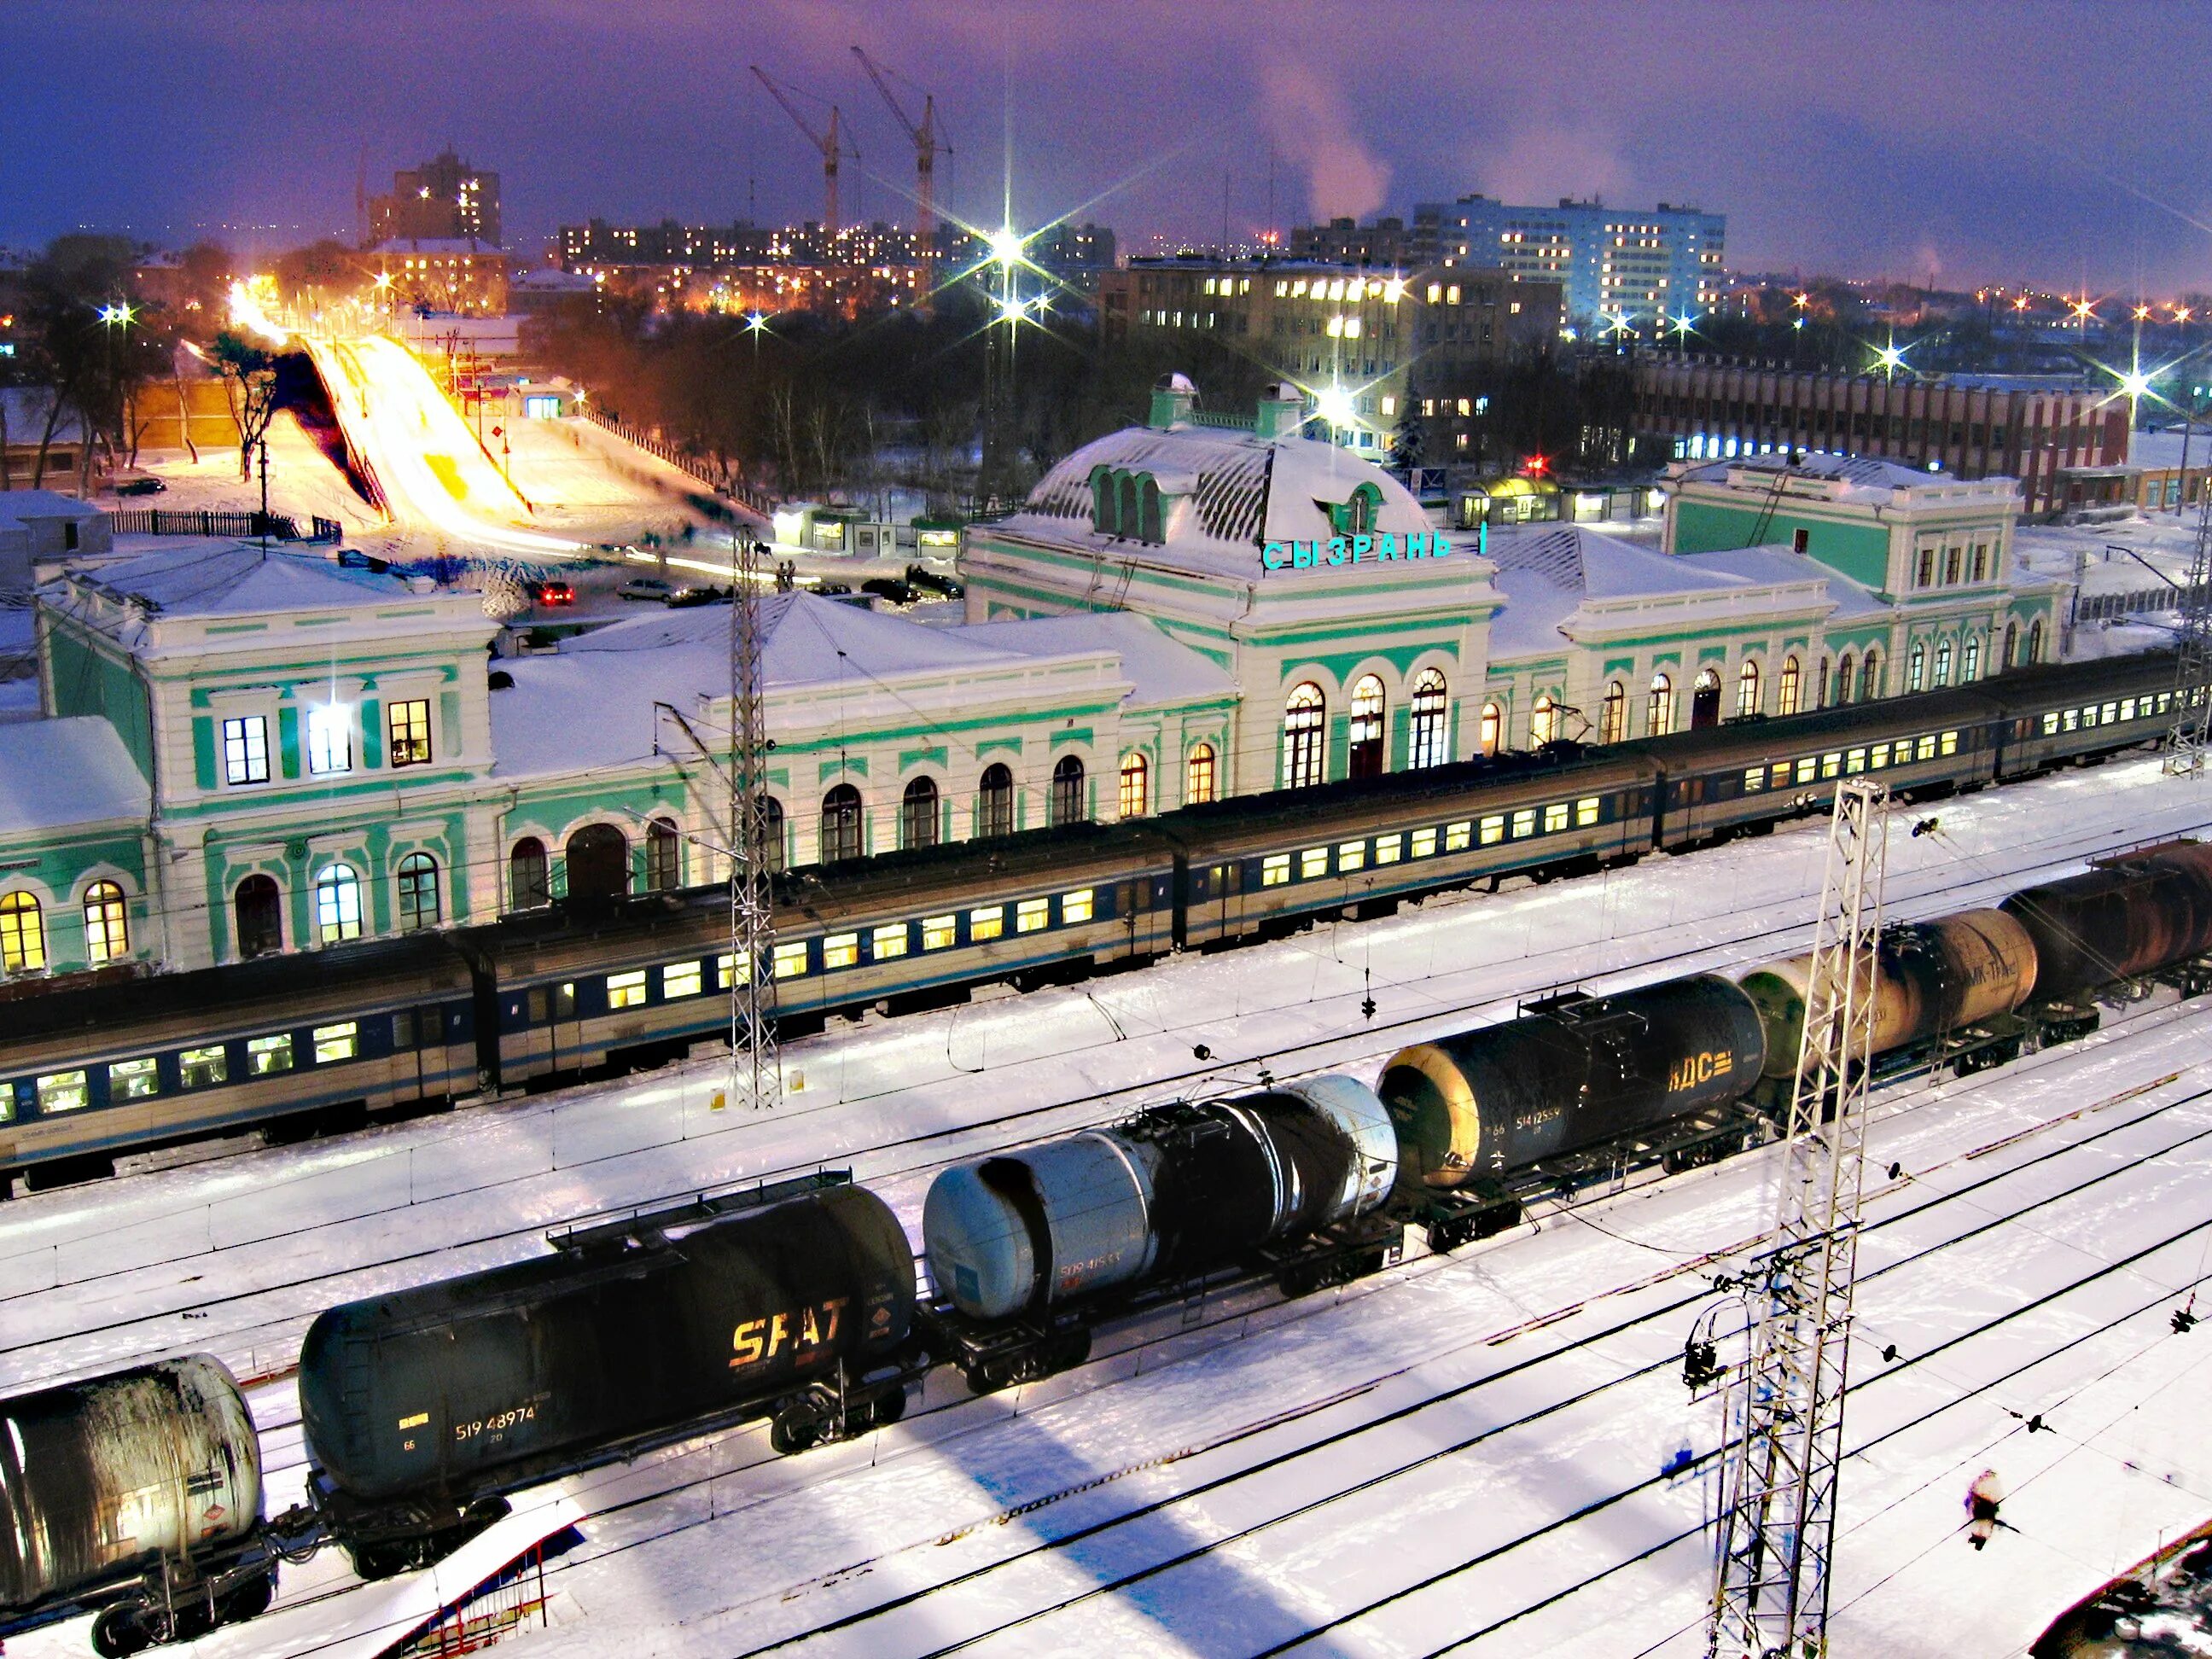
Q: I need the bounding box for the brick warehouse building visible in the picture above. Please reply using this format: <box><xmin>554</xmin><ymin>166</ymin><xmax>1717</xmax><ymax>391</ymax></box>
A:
<box><xmin>1632</xmin><ymin>359</ymin><xmax>2126</xmax><ymax>517</ymax></box>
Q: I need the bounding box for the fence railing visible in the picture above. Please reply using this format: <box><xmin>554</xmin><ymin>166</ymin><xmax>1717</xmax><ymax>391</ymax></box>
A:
<box><xmin>109</xmin><ymin>508</ymin><xmax>344</xmax><ymax>544</ymax></box>
<box><xmin>579</xmin><ymin>408</ymin><xmax>776</xmax><ymax>518</ymax></box>
<box><xmin>2076</xmin><ymin>582</ymin><xmax>2210</xmax><ymax>624</ymax></box>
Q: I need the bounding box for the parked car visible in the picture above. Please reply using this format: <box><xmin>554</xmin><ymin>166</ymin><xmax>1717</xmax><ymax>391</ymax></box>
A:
<box><xmin>617</xmin><ymin>577</ymin><xmax>674</xmax><ymax>602</ymax></box>
<box><xmin>528</xmin><ymin>579</ymin><xmax>576</xmax><ymax>607</ymax></box>
<box><xmin>905</xmin><ymin>564</ymin><xmax>963</xmax><ymax>598</ymax></box>
<box><xmin>665</xmin><ymin>585</ymin><xmax>727</xmax><ymax>608</ymax></box>
<box><xmin>861</xmin><ymin>578</ymin><xmax>922</xmax><ymax>606</ymax></box>
<box><xmin>114</xmin><ymin>476</ymin><xmax>166</xmax><ymax>497</ymax></box>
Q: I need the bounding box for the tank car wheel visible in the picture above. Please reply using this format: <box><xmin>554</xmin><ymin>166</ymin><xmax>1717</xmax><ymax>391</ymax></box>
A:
<box><xmin>91</xmin><ymin>1604</ymin><xmax>152</xmax><ymax>1658</ymax></box>
<box><xmin>864</xmin><ymin>1384</ymin><xmax>909</xmax><ymax>1429</ymax></box>
<box><xmin>219</xmin><ymin>1567</ymin><xmax>278</xmax><ymax>1623</ymax></box>
<box><xmin>348</xmin><ymin>1539</ymin><xmax>423</xmax><ymax>1581</ymax></box>
<box><xmin>1047</xmin><ymin>1329</ymin><xmax>1092</xmax><ymax>1374</ymax></box>
<box><xmin>963</xmin><ymin>1359</ymin><xmax>1011</xmax><ymax>1395</ymax></box>
<box><xmin>1278</xmin><ymin>1262</ymin><xmax>1323</xmax><ymax>1299</ymax></box>
<box><xmin>770</xmin><ymin>1398</ymin><xmax>827</xmax><ymax>1454</ymax></box>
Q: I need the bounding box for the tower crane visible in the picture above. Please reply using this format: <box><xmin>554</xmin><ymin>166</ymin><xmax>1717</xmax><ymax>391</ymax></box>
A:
<box><xmin>850</xmin><ymin>45</ymin><xmax>947</xmax><ymax>253</ymax></box>
<box><xmin>750</xmin><ymin>67</ymin><xmax>854</xmax><ymax>234</ymax></box>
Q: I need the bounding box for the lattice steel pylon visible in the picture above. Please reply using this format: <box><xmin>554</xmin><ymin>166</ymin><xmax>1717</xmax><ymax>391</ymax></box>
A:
<box><xmin>1708</xmin><ymin>779</ymin><xmax>1889</xmax><ymax>1659</ymax></box>
<box><xmin>725</xmin><ymin>535</ymin><xmax>783</xmax><ymax>1113</ymax></box>
<box><xmin>2164</xmin><ymin>486</ymin><xmax>2212</xmax><ymax>775</ymax></box>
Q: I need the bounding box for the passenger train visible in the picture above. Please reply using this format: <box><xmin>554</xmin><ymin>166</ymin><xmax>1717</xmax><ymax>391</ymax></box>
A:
<box><xmin>0</xmin><ymin>649</ymin><xmax>2191</xmax><ymax>1191</ymax></box>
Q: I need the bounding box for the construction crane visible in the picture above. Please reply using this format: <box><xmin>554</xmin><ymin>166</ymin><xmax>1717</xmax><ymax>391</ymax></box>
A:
<box><xmin>1708</xmin><ymin>778</ymin><xmax>1889</xmax><ymax>1658</ymax></box>
<box><xmin>850</xmin><ymin>45</ymin><xmax>947</xmax><ymax>253</ymax></box>
<box><xmin>750</xmin><ymin>67</ymin><xmax>853</xmax><ymax>234</ymax></box>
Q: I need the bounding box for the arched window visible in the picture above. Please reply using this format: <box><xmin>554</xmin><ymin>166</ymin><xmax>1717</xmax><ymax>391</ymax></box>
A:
<box><xmin>644</xmin><ymin>817</ymin><xmax>684</xmax><ymax>891</ymax></box>
<box><xmin>1118</xmin><ymin>753</ymin><xmax>1150</xmax><ymax>818</ymax></box>
<box><xmin>2004</xmin><ymin>620</ymin><xmax>2018</xmax><ymax>670</ymax></box>
<box><xmin>1532</xmin><ymin>694</ymin><xmax>1560</xmax><ymax>745</ymax></box>
<box><xmin>1737</xmin><ymin>660</ymin><xmax>1761</xmax><ymax>719</ymax></box>
<box><xmin>0</xmin><ymin>890</ymin><xmax>45</xmax><ymax>973</ymax></box>
<box><xmin>1600</xmin><ymin>680</ymin><xmax>1627</xmax><ymax>744</ymax></box>
<box><xmin>1815</xmin><ymin>656</ymin><xmax>1830</xmax><ymax>709</ymax></box>
<box><xmin>1691</xmin><ymin>669</ymin><xmax>1721</xmax><ymax>729</ymax></box>
<box><xmin>1836</xmin><ymin>654</ymin><xmax>1855</xmax><ymax>707</ymax></box>
<box><xmin>1777</xmin><ymin>656</ymin><xmax>1801</xmax><ymax>716</ymax></box>
<box><xmin>1347</xmin><ymin>482</ymin><xmax>1382</xmax><ymax>534</ymax></box>
<box><xmin>1410</xmin><ymin>670</ymin><xmax>1449</xmax><ymax>767</ymax></box>
<box><xmin>1648</xmin><ymin>672</ymin><xmax>1675</xmax><ymax>736</ymax></box>
<box><xmin>509</xmin><ymin>837</ymin><xmax>550</xmax><ymax>910</ymax></box>
<box><xmin>1934</xmin><ymin>637</ymin><xmax>1953</xmax><ymax>687</ymax></box>
<box><xmin>1090</xmin><ymin>465</ymin><xmax>1115</xmax><ymax>535</ymax></box>
<box><xmin>1860</xmin><ymin>648</ymin><xmax>1881</xmax><ymax>700</ymax></box>
<box><xmin>235</xmin><ymin>874</ymin><xmax>282</xmax><ymax>959</ymax></box>
<box><xmin>1138</xmin><ymin>477</ymin><xmax>1163</xmax><ymax>544</ymax></box>
<box><xmin>565</xmin><ymin>824</ymin><xmax>629</xmax><ymax>901</ymax></box>
<box><xmin>1117</xmin><ymin>474</ymin><xmax>1138</xmax><ymax>540</ymax></box>
<box><xmin>2028</xmin><ymin>619</ymin><xmax>2044</xmax><ymax>664</ymax></box>
<box><xmin>1479</xmin><ymin>701</ymin><xmax>1503</xmax><ymax>757</ymax></box>
<box><xmin>1963</xmin><ymin>633</ymin><xmax>1981</xmax><ymax>683</ymax></box>
<box><xmin>1185</xmin><ymin>742</ymin><xmax>1218</xmax><ymax>804</ymax></box>
<box><xmin>1282</xmin><ymin>683</ymin><xmax>1326</xmax><ymax>788</ymax></box>
<box><xmin>396</xmin><ymin>852</ymin><xmax>441</xmax><ymax>932</ymax></box>
<box><xmin>900</xmin><ymin>777</ymin><xmax>941</xmax><ymax>849</ymax></box>
<box><xmin>314</xmin><ymin>865</ymin><xmax>364</xmax><ymax>945</ymax></box>
<box><xmin>82</xmin><ymin>881</ymin><xmax>128</xmax><ymax>964</ymax></box>
<box><xmin>1348</xmin><ymin>674</ymin><xmax>1386</xmax><ymax>778</ymax></box>
<box><xmin>1908</xmin><ymin>640</ymin><xmax>1927</xmax><ymax>691</ymax></box>
<box><xmin>821</xmin><ymin>783</ymin><xmax>864</xmax><ymax>864</ymax></box>
<box><xmin>757</xmin><ymin>797</ymin><xmax>787</xmax><ymax>872</ymax></box>
<box><xmin>1051</xmin><ymin>755</ymin><xmax>1087</xmax><ymax>826</ymax></box>
<box><xmin>979</xmin><ymin>762</ymin><xmax>1016</xmax><ymax>837</ymax></box>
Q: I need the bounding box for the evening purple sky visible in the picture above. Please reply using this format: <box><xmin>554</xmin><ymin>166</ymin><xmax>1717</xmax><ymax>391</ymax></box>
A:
<box><xmin>8</xmin><ymin>0</ymin><xmax>2210</xmax><ymax>295</ymax></box>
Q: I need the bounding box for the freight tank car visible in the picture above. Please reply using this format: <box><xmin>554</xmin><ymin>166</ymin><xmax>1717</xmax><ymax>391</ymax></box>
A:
<box><xmin>923</xmin><ymin>1077</ymin><xmax>1401</xmax><ymax>1391</ymax></box>
<box><xmin>2002</xmin><ymin>841</ymin><xmax>2212</xmax><ymax>1018</ymax></box>
<box><xmin>0</xmin><ymin>1356</ymin><xmax>273</xmax><ymax>1657</ymax></box>
<box><xmin>1738</xmin><ymin>910</ymin><xmax>2040</xmax><ymax>1086</ymax></box>
<box><xmin>1379</xmin><ymin>975</ymin><xmax>1767</xmax><ymax>1191</ymax></box>
<box><xmin>299</xmin><ymin>1178</ymin><xmax>914</xmax><ymax>1577</ymax></box>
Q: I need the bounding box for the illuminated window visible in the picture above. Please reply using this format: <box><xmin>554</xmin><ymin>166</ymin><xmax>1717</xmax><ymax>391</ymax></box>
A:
<box><xmin>1338</xmin><ymin>840</ymin><xmax>1366</xmax><ymax>872</ymax></box>
<box><xmin>969</xmin><ymin>905</ymin><xmax>1005</xmax><ymax>941</ymax></box>
<box><xmin>306</xmin><ymin>703</ymin><xmax>352</xmax><ymax>776</ymax></box>
<box><xmin>1962</xmin><ymin>635</ymin><xmax>1981</xmax><ymax>683</ymax></box>
<box><xmin>108</xmin><ymin>1057</ymin><xmax>159</xmax><ymax>1100</ymax></box>
<box><xmin>1737</xmin><ymin>660</ymin><xmax>1760</xmax><ymax>718</ymax></box>
<box><xmin>1934</xmin><ymin>637</ymin><xmax>1953</xmax><ymax>687</ymax></box>
<box><xmin>1375</xmin><ymin>833</ymin><xmax>1403</xmax><ymax>864</ymax></box>
<box><xmin>1062</xmin><ymin>888</ymin><xmax>1096</xmax><ymax>923</ymax></box>
<box><xmin>1777</xmin><ymin>657</ymin><xmax>1800</xmax><ymax>717</ymax></box>
<box><xmin>1511</xmin><ymin>808</ymin><xmax>1536</xmax><ymax>838</ymax></box>
<box><xmin>822</xmin><ymin>932</ymin><xmax>859</xmax><ymax>969</ymax></box>
<box><xmin>1185</xmin><ymin>743</ymin><xmax>1217</xmax><ymax>805</ymax></box>
<box><xmin>180</xmin><ymin>1045</ymin><xmax>227</xmax><ymax>1087</ymax></box>
<box><xmin>222</xmin><ymin>715</ymin><xmax>270</xmax><ymax>785</ymax></box>
<box><xmin>1821</xmin><ymin>753</ymin><xmax>1842</xmax><ymax>779</ymax></box>
<box><xmin>1016</xmin><ymin>898</ymin><xmax>1050</xmax><ymax>934</ymax></box>
<box><xmin>36</xmin><ymin>1070</ymin><xmax>88</xmax><ymax>1113</ymax></box>
<box><xmin>1411</xmin><ymin>828</ymin><xmax>1438</xmax><ymax>858</ymax></box>
<box><xmin>1917</xmin><ymin>734</ymin><xmax>1937</xmax><ymax>760</ymax></box>
<box><xmin>1575</xmin><ymin>796</ymin><xmax>1600</xmax><ymax>827</ymax></box>
<box><xmin>1301</xmin><ymin>847</ymin><xmax>1330</xmax><ymax>878</ymax></box>
<box><xmin>1543</xmin><ymin>802</ymin><xmax>1569</xmax><ymax>833</ymax></box>
<box><xmin>1908</xmin><ymin>641</ymin><xmax>1926</xmax><ymax>691</ymax></box>
<box><xmin>1348</xmin><ymin>676</ymin><xmax>1386</xmax><ymax>778</ymax></box>
<box><xmin>1261</xmin><ymin>854</ymin><xmax>1291</xmax><ymax>887</ymax></box>
<box><xmin>664</xmin><ymin>960</ymin><xmax>702</xmax><ymax>998</ymax></box>
<box><xmin>247</xmin><ymin>1034</ymin><xmax>294</xmax><ymax>1076</ymax></box>
<box><xmin>1743</xmin><ymin>766</ymin><xmax>1767</xmax><ymax>792</ymax></box>
<box><xmin>314</xmin><ymin>866</ymin><xmax>363</xmax><ymax>944</ymax></box>
<box><xmin>606</xmin><ymin>969</ymin><xmax>647</xmax><ymax>1008</ymax></box>
<box><xmin>1532</xmin><ymin>696</ymin><xmax>1559</xmax><ymax>746</ymax></box>
<box><xmin>1601</xmin><ymin>681</ymin><xmax>1627</xmax><ymax>744</ymax></box>
<box><xmin>773</xmin><ymin>942</ymin><xmax>809</xmax><ymax>977</ymax></box>
<box><xmin>1410</xmin><ymin>670</ymin><xmax>1449</xmax><ymax>768</ymax></box>
<box><xmin>1796</xmin><ymin>756</ymin><xmax>1817</xmax><ymax>783</ymax></box>
<box><xmin>921</xmin><ymin>915</ymin><xmax>958</xmax><ymax>950</ymax></box>
<box><xmin>1118</xmin><ymin>753</ymin><xmax>1150</xmax><ymax>818</ymax></box>
<box><xmin>314</xmin><ymin>1022</ymin><xmax>358</xmax><ymax>1063</ymax></box>
<box><xmin>387</xmin><ymin>699</ymin><xmax>433</xmax><ymax>767</ymax></box>
<box><xmin>396</xmin><ymin>853</ymin><xmax>440</xmax><ymax>932</ymax></box>
<box><xmin>1282</xmin><ymin>684</ymin><xmax>1326</xmax><ymax>788</ymax></box>
<box><xmin>864</xmin><ymin>923</ymin><xmax>906</xmax><ymax>961</ymax></box>
<box><xmin>1647</xmin><ymin>672</ymin><xmax>1675</xmax><ymax>736</ymax></box>
<box><xmin>1479</xmin><ymin>701</ymin><xmax>1502</xmax><ymax>756</ymax></box>
<box><xmin>82</xmin><ymin>882</ymin><xmax>127</xmax><ymax>964</ymax></box>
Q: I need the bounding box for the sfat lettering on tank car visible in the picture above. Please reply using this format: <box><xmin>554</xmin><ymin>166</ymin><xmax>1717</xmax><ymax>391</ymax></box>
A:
<box><xmin>731</xmin><ymin>1297</ymin><xmax>848</xmax><ymax>1368</ymax></box>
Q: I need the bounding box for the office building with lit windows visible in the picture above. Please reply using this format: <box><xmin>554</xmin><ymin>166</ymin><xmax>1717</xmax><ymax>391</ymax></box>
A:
<box><xmin>1097</xmin><ymin>256</ymin><xmax>1562</xmax><ymax>456</ymax></box>
<box><xmin>369</xmin><ymin>148</ymin><xmax>501</xmax><ymax>248</ymax></box>
<box><xmin>1412</xmin><ymin>195</ymin><xmax>1724</xmax><ymax>326</ymax></box>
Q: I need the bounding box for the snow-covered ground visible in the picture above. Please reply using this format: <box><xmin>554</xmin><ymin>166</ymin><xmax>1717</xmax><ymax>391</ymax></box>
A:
<box><xmin>7</xmin><ymin>753</ymin><xmax>2212</xmax><ymax>1658</ymax></box>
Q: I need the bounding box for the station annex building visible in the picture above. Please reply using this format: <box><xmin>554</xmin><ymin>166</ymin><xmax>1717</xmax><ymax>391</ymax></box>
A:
<box><xmin>0</xmin><ymin>384</ymin><xmax>2063</xmax><ymax>980</ymax></box>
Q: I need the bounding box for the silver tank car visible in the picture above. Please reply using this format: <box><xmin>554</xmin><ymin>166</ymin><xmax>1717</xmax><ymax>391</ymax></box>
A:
<box><xmin>0</xmin><ymin>1355</ymin><xmax>261</xmax><ymax>1615</ymax></box>
<box><xmin>924</xmin><ymin>1075</ymin><xmax>1399</xmax><ymax>1321</ymax></box>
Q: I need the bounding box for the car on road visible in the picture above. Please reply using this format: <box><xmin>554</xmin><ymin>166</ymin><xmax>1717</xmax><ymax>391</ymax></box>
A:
<box><xmin>617</xmin><ymin>577</ymin><xmax>674</xmax><ymax>602</ymax></box>
<box><xmin>665</xmin><ymin>585</ymin><xmax>727</xmax><ymax>608</ymax></box>
<box><xmin>528</xmin><ymin>578</ymin><xmax>576</xmax><ymax>606</ymax></box>
<box><xmin>114</xmin><ymin>476</ymin><xmax>166</xmax><ymax>497</ymax></box>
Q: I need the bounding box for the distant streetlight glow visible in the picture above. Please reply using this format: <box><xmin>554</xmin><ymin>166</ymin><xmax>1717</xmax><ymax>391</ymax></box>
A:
<box><xmin>1874</xmin><ymin>339</ymin><xmax>1907</xmax><ymax>377</ymax></box>
<box><xmin>987</xmin><ymin>225</ymin><xmax>1026</xmax><ymax>270</ymax></box>
<box><xmin>1316</xmin><ymin>385</ymin><xmax>1355</xmax><ymax>428</ymax></box>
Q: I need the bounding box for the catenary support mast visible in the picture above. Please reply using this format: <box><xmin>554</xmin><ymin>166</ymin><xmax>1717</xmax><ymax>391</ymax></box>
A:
<box><xmin>2165</xmin><ymin>486</ymin><xmax>2212</xmax><ymax>774</ymax></box>
<box><xmin>1708</xmin><ymin>778</ymin><xmax>1889</xmax><ymax>1658</ymax></box>
<box><xmin>726</xmin><ymin>534</ymin><xmax>783</xmax><ymax>1114</ymax></box>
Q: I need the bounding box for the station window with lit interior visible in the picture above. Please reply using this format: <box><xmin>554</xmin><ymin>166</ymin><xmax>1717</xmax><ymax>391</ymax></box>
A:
<box><xmin>387</xmin><ymin>699</ymin><xmax>434</xmax><ymax>768</ymax></box>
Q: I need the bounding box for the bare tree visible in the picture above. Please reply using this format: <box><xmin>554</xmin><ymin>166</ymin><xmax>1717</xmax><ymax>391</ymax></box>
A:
<box><xmin>208</xmin><ymin>331</ymin><xmax>280</xmax><ymax>481</ymax></box>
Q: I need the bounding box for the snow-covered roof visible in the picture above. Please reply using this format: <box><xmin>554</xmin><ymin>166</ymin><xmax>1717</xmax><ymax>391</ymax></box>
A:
<box><xmin>1491</xmin><ymin>526</ymin><xmax>1744</xmax><ymax>600</ymax></box>
<box><xmin>1676</xmin><ymin>451</ymin><xmax>1946</xmax><ymax>492</ymax></box>
<box><xmin>996</xmin><ymin>422</ymin><xmax>1431</xmax><ymax>580</ymax></box>
<box><xmin>0</xmin><ymin>716</ymin><xmax>148</xmax><ymax>836</ymax></box>
<box><xmin>1674</xmin><ymin>544</ymin><xmax>1886</xmax><ymax>617</ymax></box>
<box><xmin>368</xmin><ymin>237</ymin><xmax>499</xmax><ymax>257</ymax></box>
<box><xmin>0</xmin><ymin>489</ymin><xmax>102</xmax><ymax>524</ymax></box>
<box><xmin>2126</xmin><ymin>428</ymin><xmax>2207</xmax><ymax>471</ymax></box>
<box><xmin>50</xmin><ymin>543</ymin><xmax>417</xmax><ymax>619</ymax></box>
<box><xmin>954</xmin><ymin>611</ymin><xmax>1236</xmax><ymax>707</ymax></box>
<box><xmin>0</xmin><ymin>388</ymin><xmax>87</xmax><ymax>446</ymax></box>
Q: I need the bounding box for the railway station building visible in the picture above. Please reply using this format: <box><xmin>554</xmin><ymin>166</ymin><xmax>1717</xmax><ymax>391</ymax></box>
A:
<box><xmin>0</xmin><ymin>381</ymin><xmax>2068</xmax><ymax>981</ymax></box>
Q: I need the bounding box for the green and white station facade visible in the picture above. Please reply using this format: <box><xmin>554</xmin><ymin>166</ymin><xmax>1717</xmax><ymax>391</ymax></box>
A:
<box><xmin>0</xmin><ymin>396</ymin><xmax>2065</xmax><ymax>981</ymax></box>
